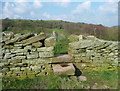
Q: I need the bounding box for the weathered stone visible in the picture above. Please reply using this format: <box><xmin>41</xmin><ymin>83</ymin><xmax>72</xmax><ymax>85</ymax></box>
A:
<box><xmin>1</xmin><ymin>68</ymin><xmax>9</xmax><ymax>73</ymax></box>
<box><xmin>14</xmin><ymin>33</ymin><xmax>22</xmax><ymax>38</ymax></box>
<box><xmin>5</xmin><ymin>49</ymin><xmax>10</xmax><ymax>53</ymax></box>
<box><xmin>4</xmin><ymin>53</ymin><xmax>11</xmax><ymax>59</ymax></box>
<box><xmin>30</xmin><ymin>66</ymin><xmax>41</xmax><ymax>72</ymax></box>
<box><xmin>39</xmin><ymin>51</ymin><xmax>54</xmax><ymax>58</ymax></box>
<box><xmin>52</xmin><ymin>54</ymin><xmax>74</xmax><ymax>63</ymax></box>
<box><xmin>11</xmin><ymin>49</ymin><xmax>27</xmax><ymax>53</ymax></box>
<box><xmin>32</xmin><ymin>42</ymin><xmax>42</xmax><ymax>48</ymax></box>
<box><xmin>75</xmin><ymin>57</ymin><xmax>91</xmax><ymax>63</ymax></box>
<box><xmin>37</xmin><ymin>46</ymin><xmax>54</xmax><ymax>52</ymax></box>
<box><xmin>3</xmin><ymin>45</ymin><xmax>10</xmax><ymax>49</ymax></box>
<box><xmin>10</xmin><ymin>67</ymin><xmax>20</xmax><ymax>71</ymax></box>
<box><xmin>52</xmin><ymin>63</ymin><xmax>75</xmax><ymax>75</ymax></box>
<box><xmin>78</xmin><ymin>76</ymin><xmax>87</xmax><ymax>81</ymax></box>
<box><xmin>21</xmin><ymin>67</ymin><xmax>31</xmax><ymax>71</ymax></box>
<box><xmin>95</xmin><ymin>42</ymin><xmax>112</xmax><ymax>50</ymax></box>
<box><xmin>22</xmin><ymin>33</ymin><xmax>45</xmax><ymax>46</ymax></box>
<box><xmin>45</xmin><ymin>37</ymin><xmax>56</xmax><ymax>47</ymax></box>
<box><xmin>36</xmin><ymin>58</ymin><xmax>52</xmax><ymax>64</ymax></box>
<box><xmin>31</xmin><ymin>48</ymin><xmax>37</xmax><ymax>52</ymax></box>
<box><xmin>68</xmin><ymin>34</ymin><xmax>79</xmax><ymax>42</ymax></box>
<box><xmin>69</xmin><ymin>40</ymin><xmax>93</xmax><ymax>50</ymax></box>
<box><xmin>27</xmin><ymin>52</ymin><xmax>39</xmax><ymax>59</ymax></box>
<box><xmin>5</xmin><ymin>33</ymin><xmax>33</xmax><ymax>44</ymax></box>
<box><xmin>78</xmin><ymin>35</ymin><xmax>84</xmax><ymax>40</ymax></box>
<box><xmin>87</xmin><ymin>35</ymin><xmax>97</xmax><ymax>41</ymax></box>
<box><xmin>15</xmin><ymin>52</ymin><xmax>24</xmax><ymax>56</ymax></box>
<box><xmin>14</xmin><ymin>43</ymin><xmax>23</xmax><ymax>47</ymax></box>
<box><xmin>8</xmin><ymin>59</ymin><xmax>22</xmax><ymax>63</ymax></box>
<box><xmin>13</xmin><ymin>63</ymin><xmax>27</xmax><ymax>67</ymax></box>
<box><xmin>13</xmin><ymin>56</ymin><xmax>26</xmax><ymax>59</ymax></box>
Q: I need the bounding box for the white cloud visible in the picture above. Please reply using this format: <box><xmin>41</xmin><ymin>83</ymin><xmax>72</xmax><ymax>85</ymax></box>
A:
<box><xmin>33</xmin><ymin>0</ymin><xmax>42</xmax><ymax>9</ymax></box>
<box><xmin>72</xmin><ymin>1</ymin><xmax>91</xmax><ymax>14</ymax></box>
<box><xmin>2</xmin><ymin>1</ymin><xmax>43</xmax><ymax>19</ymax></box>
<box><xmin>52</xmin><ymin>0</ymin><xmax>71</xmax><ymax>7</ymax></box>
<box><xmin>13</xmin><ymin>2</ymin><xmax>28</xmax><ymax>14</ymax></box>
<box><xmin>30</xmin><ymin>11</ymin><xmax>36</xmax><ymax>17</ymax></box>
<box><xmin>42</xmin><ymin>12</ymin><xmax>69</xmax><ymax>20</ymax></box>
<box><xmin>99</xmin><ymin>2</ymin><xmax>118</xmax><ymax>14</ymax></box>
<box><xmin>57</xmin><ymin>0</ymin><xmax>71</xmax><ymax>7</ymax></box>
<box><xmin>2</xmin><ymin>2</ymin><xmax>13</xmax><ymax>18</ymax></box>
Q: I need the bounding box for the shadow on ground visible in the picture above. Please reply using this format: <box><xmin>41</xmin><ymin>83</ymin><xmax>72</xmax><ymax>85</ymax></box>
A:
<box><xmin>73</xmin><ymin>64</ymin><xmax>82</xmax><ymax>76</ymax></box>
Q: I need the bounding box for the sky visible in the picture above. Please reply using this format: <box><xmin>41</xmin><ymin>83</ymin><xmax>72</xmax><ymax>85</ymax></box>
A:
<box><xmin>0</xmin><ymin>0</ymin><xmax>119</xmax><ymax>27</ymax></box>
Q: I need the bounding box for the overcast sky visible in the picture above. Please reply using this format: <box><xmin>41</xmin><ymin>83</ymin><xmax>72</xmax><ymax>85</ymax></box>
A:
<box><xmin>1</xmin><ymin>0</ymin><xmax>119</xmax><ymax>27</ymax></box>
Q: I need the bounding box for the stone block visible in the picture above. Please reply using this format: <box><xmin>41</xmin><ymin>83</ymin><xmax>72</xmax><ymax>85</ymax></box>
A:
<box><xmin>30</xmin><ymin>66</ymin><xmax>41</xmax><ymax>72</ymax></box>
<box><xmin>39</xmin><ymin>51</ymin><xmax>54</xmax><ymax>58</ymax></box>
<box><xmin>31</xmin><ymin>48</ymin><xmax>37</xmax><ymax>52</ymax></box>
<box><xmin>69</xmin><ymin>40</ymin><xmax>93</xmax><ymax>50</ymax></box>
<box><xmin>10</xmin><ymin>67</ymin><xmax>20</xmax><ymax>71</ymax></box>
<box><xmin>14</xmin><ymin>43</ymin><xmax>23</xmax><ymax>47</ymax></box>
<box><xmin>52</xmin><ymin>63</ymin><xmax>75</xmax><ymax>75</ymax></box>
<box><xmin>13</xmin><ymin>56</ymin><xmax>26</xmax><ymax>59</ymax></box>
<box><xmin>24</xmin><ymin>45</ymin><xmax>32</xmax><ymax>50</ymax></box>
<box><xmin>27</xmin><ymin>52</ymin><xmax>38</xmax><ymax>59</ymax></box>
<box><xmin>37</xmin><ymin>46</ymin><xmax>54</xmax><ymax>52</ymax></box>
<box><xmin>11</xmin><ymin>49</ymin><xmax>27</xmax><ymax>53</ymax></box>
<box><xmin>21</xmin><ymin>67</ymin><xmax>31</xmax><ymax>71</ymax></box>
<box><xmin>68</xmin><ymin>34</ymin><xmax>79</xmax><ymax>42</ymax></box>
<box><xmin>22</xmin><ymin>33</ymin><xmax>45</xmax><ymax>46</ymax></box>
<box><xmin>1</xmin><ymin>68</ymin><xmax>9</xmax><ymax>73</ymax></box>
<box><xmin>52</xmin><ymin>54</ymin><xmax>74</xmax><ymax>63</ymax></box>
<box><xmin>36</xmin><ymin>58</ymin><xmax>53</xmax><ymax>64</ymax></box>
<box><xmin>5</xmin><ymin>33</ymin><xmax>33</xmax><ymax>44</ymax></box>
<box><xmin>75</xmin><ymin>57</ymin><xmax>91</xmax><ymax>63</ymax></box>
<box><xmin>8</xmin><ymin>59</ymin><xmax>22</xmax><ymax>63</ymax></box>
<box><xmin>45</xmin><ymin>37</ymin><xmax>56</xmax><ymax>47</ymax></box>
<box><xmin>32</xmin><ymin>42</ymin><xmax>42</xmax><ymax>48</ymax></box>
<box><xmin>4</xmin><ymin>53</ymin><xmax>11</xmax><ymax>59</ymax></box>
<box><xmin>15</xmin><ymin>52</ymin><xmax>24</xmax><ymax>56</ymax></box>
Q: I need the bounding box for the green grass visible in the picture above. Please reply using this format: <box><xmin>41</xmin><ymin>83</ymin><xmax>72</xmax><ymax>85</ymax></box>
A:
<box><xmin>2</xmin><ymin>71</ymin><xmax>118</xmax><ymax>89</ymax></box>
<box><xmin>54</xmin><ymin>37</ymin><xmax>70</xmax><ymax>55</ymax></box>
<box><xmin>50</xmin><ymin>28</ymin><xmax>64</xmax><ymax>32</ymax></box>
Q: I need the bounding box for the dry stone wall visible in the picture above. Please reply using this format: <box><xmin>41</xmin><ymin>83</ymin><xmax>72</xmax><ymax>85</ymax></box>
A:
<box><xmin>0</xmin><ymin>32</ymin><xmax>56</xmax><ymax>79</ymax></box>
<box><xmin>0</xmin><ymin>32</ymin><xmax>119</xmax><ymax>79</ymax></box>
<box><xmin>68</xmin><ymin>35</ymin><xmax>119</xmax><ymax>71</ymax></box>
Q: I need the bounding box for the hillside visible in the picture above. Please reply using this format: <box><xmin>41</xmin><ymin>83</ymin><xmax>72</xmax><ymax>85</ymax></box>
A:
<box><xmin>1</xmin><ymin>19</ymin><xmax>118</xmax><ymax>41</ymax></box>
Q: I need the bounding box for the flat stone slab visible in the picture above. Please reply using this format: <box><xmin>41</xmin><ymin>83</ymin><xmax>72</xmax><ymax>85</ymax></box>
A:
<box><xmin>22</xmin><ymin>33</ymin><xmax>45</xmax><ymax>46</ymax></box>
<box><xmin>5</xmin><ymin>33</ymin><xmax>33</xmax><ymax>44</ymax></box>
<box><xmin>52</xmin><ymin>54</ymin><xmax>74</xmax><ymax>63</ymax></box>
<box><xmin>37</xmin><ymin>46</ymin><xmax>54</xmax><ymax>52</ymax></box>
<box><xmin>69</xmin><ymin>40</ymin><xmax>93</xmax><ymax>49</ymax></box>
<box><xmin>32</xmin><ymin>42</ymin><xmax>42</xmax><ymax>48</ymax></box>
<box><xmin>52</xmin><ymin>63</ymin><xmax>75</xmax><ymax>75</ymax></box>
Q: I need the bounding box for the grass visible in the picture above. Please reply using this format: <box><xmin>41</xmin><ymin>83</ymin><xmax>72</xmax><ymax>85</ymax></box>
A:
<box><xmin>54</xmin><ymin>37</ymin><xmax>70</xmax><ymax>55</ymax></box>
<box><xmin>2</xmin><ymin>71</ymin><xmax>118</xmax><ymax>90</ymax></box>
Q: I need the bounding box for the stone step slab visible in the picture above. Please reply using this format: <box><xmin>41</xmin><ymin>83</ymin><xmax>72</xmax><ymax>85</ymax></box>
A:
<box><xmin>52</xmin><ymin>63</ymin><xmax>75</xmax><ymax>75</ymax></box>
<box><xmin>52</xmin><ymin>54</ymin><xmax>74</xmax><ymax>63</ymax></box>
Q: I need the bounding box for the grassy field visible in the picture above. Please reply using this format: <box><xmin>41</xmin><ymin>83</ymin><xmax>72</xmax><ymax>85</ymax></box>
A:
<box><xmin>2</xmin><ymin>71</ymin><xmax>118</xmax><ymax>90</ymax></box>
